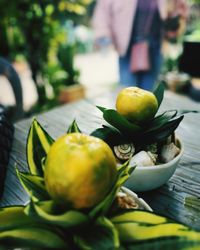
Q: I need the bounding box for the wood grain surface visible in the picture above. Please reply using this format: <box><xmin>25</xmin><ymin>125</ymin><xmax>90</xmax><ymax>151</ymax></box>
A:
<box><xmin>1</xmin><ymin>89</ymin><xmax>200</xmax><ymax>229</ymax></box>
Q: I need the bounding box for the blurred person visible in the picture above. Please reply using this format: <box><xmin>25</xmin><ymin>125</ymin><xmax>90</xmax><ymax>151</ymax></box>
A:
<box><xmin>92</xmin><ymin>0</ymin><xmax>188</xmax><ymax>91</ymax></box>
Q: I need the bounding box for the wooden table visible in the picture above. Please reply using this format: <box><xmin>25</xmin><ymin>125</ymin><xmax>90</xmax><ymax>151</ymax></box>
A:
<box><xmin>1</xmin><ymin>89</ymin><xmax>200</xmax><ymax>229</ymax></box>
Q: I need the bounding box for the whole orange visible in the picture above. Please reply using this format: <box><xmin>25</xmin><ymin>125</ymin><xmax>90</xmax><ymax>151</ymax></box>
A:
<box><xmin>116</xmin><ymin>87</ymin><xmax>158</xmax><ymax>123</ymax></box>
<box><xmin>44</xmin><ymin>133</ymin><xmax>117</xmax><ymax>209</ymax></box>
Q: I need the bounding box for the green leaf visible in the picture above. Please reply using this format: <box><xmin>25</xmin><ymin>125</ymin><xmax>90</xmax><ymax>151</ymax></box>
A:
<box><xmin>16</xmin><ymin>169</ymin><xmax>50</xmax><ymax>201</ymax></box>
<box><xmin>142</xmin><ymin>115</ymin><xmax>184</xmax><ymax>145</ymax></box>
<box><xmin>0</xmin><ymin>227</ymin><xmax>68</xmax><ymax>249</ymax></box>
<box><xmin>89</xmin><ymin>161</ymin><xmax>134</xmax><ymax>219</ymax></box>
<box><xmin>111</xmin><ymin>210</ymin><xmax>200</xmax><ymax>245</ymax></box>
<box><xmin>111</xmin><ymin>210</ymin><xmax>168</xmax><ymax>226</ymax></box>
<box><xmin>25</xmin><ymin>200</ymin><xmax>89</xmax><ymax>229</ymax></box>
<box><xmin>147</xmin><ymin>110</ymin><xmax>178</xmax><ymax>132</ymax></box>
<box><xmin>117</xmin><ymin>161</ymin><xmax>135</xmax><ymax>178</ymax></box>
<box><xmin>0</xmin><ymin>206</ymin><xmax>36</xmax><ymax>231</ymax></box>
<box><xmin>75</xmin><ymin>217</ymin><xmax>120</xmax><ymax>250</ymax></box>
<box><xmin>153</xmin><ymin>83</ymin><xmax>165</xmax><ymax>108</ymax></box>
<box><xmin>124</xmin><ymin>237</ymin><xmax>200</xmax><ymax>250</ymax></box>
<box><xmin>41</xmin><ymin>156</ymin><xmax>46</xmax><ymax>172</ymax></box>
<box><xmin>91</xmin><ymin>125</ymin><xmax>127</xmax><ymax>147</ymax></box>
<box><xmin>178</xmin><ymin>110</ymin><xmax>200</xmax><ymax>115</ymax></box>
<box><xmin>102</xmin><ymin>109</ymin><xmax>141</xmax><ymax>136</ymax></box>
<box><xmin>96</xmin><ymin>106</ymin><xmax>107</xmax><ymax>113</ymax></box>
<box><xmin>27</xmin><ymin>118</ymin><xmax>54</xmax><ymax>176</ymax></box>
<box><xmin>67</xmin><ymin>119</ymin><xmax>82</xmax><ymax>133</ymax></box>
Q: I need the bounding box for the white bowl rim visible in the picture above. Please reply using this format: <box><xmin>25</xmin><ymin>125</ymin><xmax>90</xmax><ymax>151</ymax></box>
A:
<box><xmin>133</xmin><ymin>137</ymin><xmax>183</xmax><ymax>171</ymax></box>
<box><xmin>121</xmin><ymin>186</ymin><xmax>153</xmax><ymax>212</ymax></box>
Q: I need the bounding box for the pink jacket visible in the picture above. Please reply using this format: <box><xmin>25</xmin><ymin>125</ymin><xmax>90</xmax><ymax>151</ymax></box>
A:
<box><xmin>92</xmin><ymin>0</ymin><xmax>188</xmax><ymax>56</ymax></box>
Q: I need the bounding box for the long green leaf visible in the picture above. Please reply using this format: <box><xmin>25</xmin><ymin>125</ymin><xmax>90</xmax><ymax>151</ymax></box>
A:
<box><xmin>16</xmin><ymin>169</ymin><xmax>50</xmax><ymax>201</ymax></box>
<box><xmin>96</xmin><ymin>106</ymin><xmax>107</xmax><ymax>113</ymax></box>
<box><xmin>67</xmin><ymin>120</ymin><xmax>82</xmax><ymax>133</ymax></box>
<box><xmin>111</xmin><ymin>210</ymin><xmax>200</xmax><ymax>244</ymax></box>
<box><xmin>153</xmin><ymin>83</ymin><xmax>165</xmax><ymax>108</ymax></box>
<box><xmin>27</xmin><ymin>118</ymin><xmax>54</xmax><ymax>176</ymax></box>
<box><xmin>0</xmin><ymin>206</ymin><xmax>36</xmax><ymax>231</ymax></box>
<box><xmin>0</xmin><ymin>227</ymin><xmax>68</xmax><ymax>249</ymax></box>
<box><xmin>103</xmin><ymin>109</ymin><xmax>141</xmax><ymax>136</ymax></box>
<box><xmin>91</xmin><ymin>125</ymin><xmax>127</xmax><ymax>146</ymax></box>
<box><xmin>178</xmin><ymin>110</ymin><xmax>200</xmax><ymax>115</ymax></box>
<box><xmin>146</xmin><ymin>110</ymin><xmax>178</xmax><ymax>132</ymax></box>
<box><xmin>111</xmin><ymin>210</ymin><xmax>168</xmax><ymax>225</ymax></box>
<box><xmin>75</xmin><ymin>217</ymin><xmax>120</xmax><ymax>250</ymax></box>
<box><xmin>89</xmin><ymin>161</ymin><xmax>134</xmax><ymax>219</ymax></box>
<box><xmin>25</xmin><ymin>200</ymin><xmax>89</xmax><ymax>228</ymax></box>
<box><xmin>124</xmin><ymin>237</ymin><xmax>200</xmax><ymax>250</ymax></box>
<box><xmin>142</xmin><ymin>115</ymin><xmax>184</xmax><ymax>145</ymax></box>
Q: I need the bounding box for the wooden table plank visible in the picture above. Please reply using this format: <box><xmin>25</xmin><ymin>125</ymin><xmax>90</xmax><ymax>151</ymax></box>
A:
<box><xmin>1</xmin><ymin>89</ymin><xmax>200</xmax><ymax>230</ymax></box>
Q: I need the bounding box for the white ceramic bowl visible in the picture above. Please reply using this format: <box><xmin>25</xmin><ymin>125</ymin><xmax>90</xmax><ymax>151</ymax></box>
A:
<box><xmin>121</xmin><ymin>186</ymin><xmax>152</xmax><ymax>211</ymax></box>
<box><xmin>124</xmin><ymin>139</ymin><xmax>183</xmax><ymax>192</ymax></box>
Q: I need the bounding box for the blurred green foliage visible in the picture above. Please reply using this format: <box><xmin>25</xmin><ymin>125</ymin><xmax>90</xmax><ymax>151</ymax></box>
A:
<box><xmin>187</xmin><ymin>1</ymin><xmax>200</xmax><ymax>34</ymax></box>
<box><xmin>0</xmin><ymin>0</ymin><xmax>92</xmax><ymax>110</ymax></box>
<box><xmin>189</xmin><ymin>0</ymin><xmax>200</xmax><ymax>3</ymax></box>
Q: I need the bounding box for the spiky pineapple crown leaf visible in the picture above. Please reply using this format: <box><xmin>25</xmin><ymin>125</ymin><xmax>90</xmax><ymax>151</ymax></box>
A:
<box><xmin>0</xmin><ymin>119</ymin><xmax>200</xmax><ymax>249</ymax></box>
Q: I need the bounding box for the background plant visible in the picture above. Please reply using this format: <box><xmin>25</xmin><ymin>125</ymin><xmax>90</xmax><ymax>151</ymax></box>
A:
<box><xmin>0</xmin><ymin>0</ymin><xmax>92</xmax><ymax>110</ymax></box>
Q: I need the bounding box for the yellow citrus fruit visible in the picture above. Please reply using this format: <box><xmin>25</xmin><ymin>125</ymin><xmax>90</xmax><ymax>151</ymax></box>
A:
<box><xmin>44</xmin><ymin>133</ymin><xmax>117</xmax><ymax>209</ymax></box>
<box><xmin>116</xmin><ymin>87</ymin><xmax>158</xmax><ymax>123</ymax></box>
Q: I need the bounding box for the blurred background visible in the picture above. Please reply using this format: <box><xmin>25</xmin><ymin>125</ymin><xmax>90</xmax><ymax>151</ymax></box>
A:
<box><xmin>0</xmin><ymin>0</ymin><xmax>200</xmax><ymax>121</ymax></box>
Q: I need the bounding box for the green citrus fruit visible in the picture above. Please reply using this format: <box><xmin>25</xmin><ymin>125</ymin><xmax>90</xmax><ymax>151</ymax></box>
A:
<box><xmin>44</xmin><ymin>133</ymin><xmax>117</xmax><ymax>209</ymax></box>
<box><xmin>116</xmin><ymin>87</ymin><xmax>158</xmax><ymax>123</ymax></box>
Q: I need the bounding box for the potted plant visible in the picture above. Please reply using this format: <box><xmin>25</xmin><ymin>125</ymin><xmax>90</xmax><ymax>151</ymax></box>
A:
<box><xmin>57</xmin><ymin>43</ymin><xmax>85</xmax><ymax>104</ymax></box>
<box><xmin>0</xmin><ymin>119</ymin><xmax>200</xmax><ymax>249</ymax></box>
<box><xmin>91</xmin><ymin>84</ymin><xmax>198</xmax><ymax>191</ymax></box>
